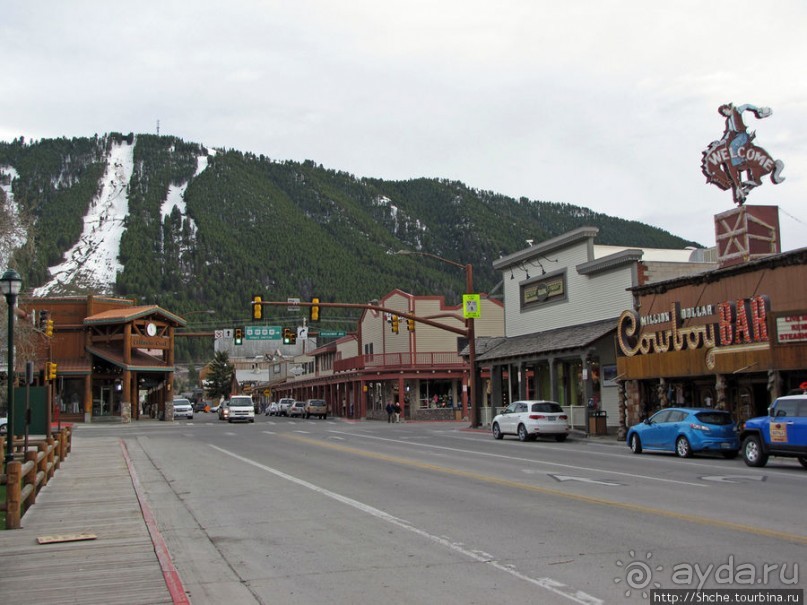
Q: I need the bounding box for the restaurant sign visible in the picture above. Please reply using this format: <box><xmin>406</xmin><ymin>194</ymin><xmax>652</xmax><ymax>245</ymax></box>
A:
<box><xmin>618</xmin><ymin>296</ymin><xmax>770</xmax><ymax>357</ymax></box>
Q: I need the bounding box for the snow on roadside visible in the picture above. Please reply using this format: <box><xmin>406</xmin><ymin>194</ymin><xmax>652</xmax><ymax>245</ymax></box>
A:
<box><xmin>33</xmin><ymin>139</ymin><xmax>135</xmax><ymax>296</ymax></box>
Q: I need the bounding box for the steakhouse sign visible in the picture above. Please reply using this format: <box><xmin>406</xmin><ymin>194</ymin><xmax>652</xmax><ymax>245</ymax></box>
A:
<box><xmin>618</xmin><ymin>296</ymin><xmax>770</xmax><ymax>358</ymax></box>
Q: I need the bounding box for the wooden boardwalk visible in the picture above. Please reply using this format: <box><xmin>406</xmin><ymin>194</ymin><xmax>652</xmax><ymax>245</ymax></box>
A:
<box><xmin>0</xmin><ymin>436</ymin><xmax>181</xmax><ymax>604</ymax></box>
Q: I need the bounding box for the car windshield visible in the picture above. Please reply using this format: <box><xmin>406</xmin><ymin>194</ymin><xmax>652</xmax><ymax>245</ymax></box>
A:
<box><xmin>532</xmin><ymin>402</ymin><xmax>563</xmax><ymax>413</ymax></box>
<box><xmin>230</xmin><ymin>398</ymin><xmax>252</xmax><ymax>406</ymax></box>
<box><xmin>309</xmin><ymin>400</ymin><xmax>324</xmax><ymax>405</ymax></box>
<box><xmin>174</xmin><ymin>399</ymin><xmax>190</xmax><ymax>406</ymax></box>
<box><xmin>694</xmin><ymin>411</ymin><xmax>733</xmax><ymax>425</ymax></box>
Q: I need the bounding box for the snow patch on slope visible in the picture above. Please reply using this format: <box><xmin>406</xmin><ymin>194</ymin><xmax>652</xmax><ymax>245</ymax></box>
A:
<box><xmin>33</xmin><ymin>139</ymin><xmax>135</xmax><ymax>296</ymax></box>
<box><xmin>0</xmin><ymin>165</ymin><xmax>26</xmax><ymax>268</ymax></box>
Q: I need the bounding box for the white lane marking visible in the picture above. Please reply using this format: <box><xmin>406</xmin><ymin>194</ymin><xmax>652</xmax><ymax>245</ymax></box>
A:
<box><xmin>261</xmin><ymin>431</ymin><xmax>277</xmax><ymax>435</ymax></box>
<box><xmin>209</xmin><ymin>444</ymin><xmax>602</xmax><ymax>605</ymax></box>
<box><xmin>548</xmin><ymin>474</ymin><xmax>622</xmax><ymax>486</ymax></box>
<box><xmin>327</xmin><ymin>431</ymin><xmax>705</xmax><ymax>488</ymax></box>
<box><xmin>293</xmin><ymin>430</ymin><xmax>311</xmax><ymax>434</ymax></box>
<box><xmin>700</xmin><ymin>475</ymin><xmax>767</xmax><ymax>483</ymax></box>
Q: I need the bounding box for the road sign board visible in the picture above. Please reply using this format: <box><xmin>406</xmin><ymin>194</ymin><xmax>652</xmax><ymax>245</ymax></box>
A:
<box><xmin>320</xmin><ymin>330</ymin><xmax>346</xmax><ymax>338</ymax></box>
<box><xmin>245</xmin><ymin>325</ymin><xmax>282</xmax><ymax>340</ymax></box>
<box><xmin>463</xmin><ymin>294</ymin><xmax>481</xmax><ymax>319</ymax></box>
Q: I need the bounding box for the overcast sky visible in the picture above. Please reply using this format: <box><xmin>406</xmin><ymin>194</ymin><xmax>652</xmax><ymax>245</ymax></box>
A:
<box><xmin>2</xmin><ymin>1</ymin><xmax>806</xmax><ymax>251</ymax></box>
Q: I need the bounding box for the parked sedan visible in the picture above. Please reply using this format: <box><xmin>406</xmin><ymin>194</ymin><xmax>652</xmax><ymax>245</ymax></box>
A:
<box><xmin>265</xmin><ymin>402</ymin><xmax>280</xmax><ymax>416</ymax></box>
<box><xmin>627</xmin><ymin>407</ymin><xmax>739</xmax><ymax>458</ymax></box>
<box><xmin>492</xmin><ymin>400</ymin><xmax>570</xmax><ymax>442</ymax></box>
<box><xmin>288</xmin><ymin>401</ymin><xmax>306</xmax><ymax>418</ymax></box>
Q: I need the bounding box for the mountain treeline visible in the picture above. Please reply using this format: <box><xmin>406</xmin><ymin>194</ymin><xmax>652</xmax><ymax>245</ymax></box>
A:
<box><xmin>1</xmin><ymin>133</ymin><xmax>698</xmax><ymax>355</ymax></box>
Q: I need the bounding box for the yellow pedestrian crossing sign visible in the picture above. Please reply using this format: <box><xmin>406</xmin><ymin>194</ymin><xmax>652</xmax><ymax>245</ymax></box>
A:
<box><xmin>463</xmin><ymin>294</ymin><xmax>481</xmax><ymax>319</ymax></box>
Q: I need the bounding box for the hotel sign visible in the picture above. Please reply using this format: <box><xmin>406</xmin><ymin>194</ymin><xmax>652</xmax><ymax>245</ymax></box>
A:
<box><xmin>131</xmin><ymin>335</ymin><xmax>169</xmax><ymax>349</ymax></box>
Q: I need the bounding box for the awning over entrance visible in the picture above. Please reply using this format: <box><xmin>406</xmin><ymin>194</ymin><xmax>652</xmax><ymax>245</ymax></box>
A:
<box><xmin>476</xmin><ymin>318</ymin><xmax>617</xmax><ymax>364</ymax></box>
<box><xmin>86</xmin><ymin>346</ymin><xmax>174</xmax><ymax>372</ymax></box>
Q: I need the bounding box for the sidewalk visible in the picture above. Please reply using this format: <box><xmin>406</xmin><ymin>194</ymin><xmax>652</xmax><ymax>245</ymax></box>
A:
<box><xmin>0</xmin><ymin>434</ymin><xmax>187</xmax><ymax>605</ymax></box>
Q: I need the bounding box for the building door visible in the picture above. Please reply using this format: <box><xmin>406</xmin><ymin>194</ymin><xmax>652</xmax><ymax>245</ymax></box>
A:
<box><xmin>94</xmin><ymin>386</ymin><xmax>114</xmax><ymax>416</ymax></box>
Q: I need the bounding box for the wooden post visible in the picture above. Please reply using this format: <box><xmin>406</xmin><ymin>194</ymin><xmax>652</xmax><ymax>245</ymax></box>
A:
<box><xmin>6</xmin><ymin>460</ymin><xmax>22</xmax><ymax>529</ymax></box>
<box><xmin>25</xmin><ymin>450</ymin><xmax>38</xmax><ymax>509</ymax></box>
<box><xmin>46</xmin><ymin>436</ymin><xmax>56</xmax><ymax>479</ymax></box>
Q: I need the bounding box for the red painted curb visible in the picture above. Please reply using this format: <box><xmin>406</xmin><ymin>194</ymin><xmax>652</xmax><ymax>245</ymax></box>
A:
<box><xmin>120</xmin><ymin>439</ymin><xmax>190</xmax><ymax>604</ymax></box>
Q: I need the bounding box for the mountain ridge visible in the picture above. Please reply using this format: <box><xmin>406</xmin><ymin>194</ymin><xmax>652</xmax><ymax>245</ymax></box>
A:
<box><xmin>0</xmin><ymin>132</ymin><xmax>700</xmax><ymax>329</ymax></box>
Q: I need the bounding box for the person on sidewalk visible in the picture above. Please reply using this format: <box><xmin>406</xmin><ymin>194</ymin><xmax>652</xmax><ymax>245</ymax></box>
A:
<box><xmin>386</xmin><ymin>402</ymin><xmax>394</xmax><ymax>423</ymax></box>
<box><xmin>394</xmin><ymin>402</ymin><xmax>401</xmax><ymax>423</ymax></box>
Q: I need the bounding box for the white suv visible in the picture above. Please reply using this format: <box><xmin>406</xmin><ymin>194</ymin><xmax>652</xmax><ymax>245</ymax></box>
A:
<box><xmin>172</xmin><ymin>398</ymin><xmax>194</xmax><ymax>420</ymax></box>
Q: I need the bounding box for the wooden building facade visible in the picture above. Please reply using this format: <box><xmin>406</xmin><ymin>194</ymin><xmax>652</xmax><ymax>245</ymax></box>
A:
<box><xmin>616</xmin><ymin>247</ymin><xmax>807</xmax><ymax>430</ymax></box>
<box><xmin>20</xmin><ymin>296</ymin><xmax>186</xmax><ymax>423</ymax></box>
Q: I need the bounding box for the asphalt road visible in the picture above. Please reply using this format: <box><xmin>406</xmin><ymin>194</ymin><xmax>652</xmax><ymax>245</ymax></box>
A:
<box><xmin>85</xmin><ymin>414</ymin><xmax>807</xmax><ymax>604</ymax></box>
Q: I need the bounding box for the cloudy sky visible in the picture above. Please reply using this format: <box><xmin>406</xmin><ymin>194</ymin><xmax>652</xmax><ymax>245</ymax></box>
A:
<box><xmin>3</xmin><ymin>1</ymin><xmax>806</xmax><ymax>250</ymax></box>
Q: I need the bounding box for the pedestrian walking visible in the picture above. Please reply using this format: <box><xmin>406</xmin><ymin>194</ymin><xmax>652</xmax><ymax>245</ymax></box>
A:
<box><xmin>386</xmin><ymin>402</ymin><xmax>394</xmax><ymax>423</ymax></box>
<box><xmin>394</xmin><ymin>402</ymin><xmax>401</xmax><ymax>423</ymax></box>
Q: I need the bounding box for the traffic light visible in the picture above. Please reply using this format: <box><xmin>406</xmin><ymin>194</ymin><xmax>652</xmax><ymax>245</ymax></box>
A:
<box><xmin>234</xmin><ymin>328</ymin><xmax>243</xmax><ymax>345</ymax></box>
<box><xmin>39</xmin><ymin>309</ymin><xmax>49</xmax><ymax>331</ymax></box>
<box><xmin>407</xmin><ymin>318</ymin><xmax>415</xmax><ymax>332</ymax></box>
<box><xmin>45</xmin><ymin>319</ymin><xmax>54</xmax><ymax>337</ymax></box>
<box><xmin>310</xmin><ymin>297</ymin><xmax>320</xmax><ymax>322</ymax></box>
<box><xmin>47</xmin><ymin>362</ymin><xmax>58</xmax><ymax>381</ymax></box>
<box><xmin>391</xmin><ymin>315</ymin><xmax>399</xmax><ymax>333</ymax></box>
<box><xmin>252</xmin><ymin>295</ymin><xmax>262</xmax><ymax>320</ymax></box>
<box><xmin>283</xmin><ymin>327</ymin><xmax>297</xmax><ymax>345</ymax></box>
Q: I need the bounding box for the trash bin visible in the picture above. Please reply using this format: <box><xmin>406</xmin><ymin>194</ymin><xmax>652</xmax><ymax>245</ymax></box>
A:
<box><xmin>588</xmin><ymin>410</ymin><xmax>607</xmax><ymax>435</ymax></box>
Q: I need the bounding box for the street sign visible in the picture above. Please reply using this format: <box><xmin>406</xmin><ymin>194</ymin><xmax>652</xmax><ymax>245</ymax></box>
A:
<box><xmin>215</xmin><ymin>328</ymin><xmax>234</xmax><ymax>340</ymax></box>
<box><xmin>287</xmin><ymin>297</ymin><xmax>300</xmax><ymax>312</ymax></box>
<box><xmin>463</xmin><ymin>294</ymin><xmax>481</xmax><ymax>319</ymax></box>
<box><xmin>320</xmin><ymin>330</ymin><xmax>346</xmax><ymax>338</ymax></box>
<box><xmin>245</xmin><ymin>325</ymin><xmax>282</xmax><ymax>340</ymax></box>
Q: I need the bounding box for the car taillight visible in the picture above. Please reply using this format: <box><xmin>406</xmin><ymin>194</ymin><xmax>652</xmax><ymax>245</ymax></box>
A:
<box><xmin>529</xmin><ymin>414</ymin><xmax>546</xmax><ymax>420</ymax></box>
<box><xmin>559</xmin><ymin>415</ymin><xmax>568</xmax><ymax>420</ymax></box>
<box><xmin>690</xmin><ymin>422</ymin><xmax>709</xmax><ymax>431</ymax></box>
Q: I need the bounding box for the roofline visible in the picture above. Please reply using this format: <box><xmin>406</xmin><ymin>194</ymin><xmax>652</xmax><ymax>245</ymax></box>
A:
<box><xmin>493</xmin><ymin>226</ymin><xmax>599</xmax><ymax>270</ymax></box>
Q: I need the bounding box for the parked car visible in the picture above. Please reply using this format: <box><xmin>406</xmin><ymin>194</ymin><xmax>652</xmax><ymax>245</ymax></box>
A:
<box><xmin>740</xmin><ymin>395</ymin><xmax>807</xmax><ymax>468</ymax></box>
<box><xmin>0</xmin><ymin>416</ymin><xmax>7</xmax><ymax>435</ymax></box>
<box><xmin>627</xmin><ymin>407</ymin><xmax>739</xmax><ymax>458</ymax></box>
<box><xmin>277</xmin><ymin>397</ymin><xmax>295</xmax><ymax>417</ymax></box>
<box><xmin>492</xmin><ymin>400</ymin><xmax>570</xmax><ymax>442</ymax></box>
<box><xmin>220</xmin><ymin>395</ymin><xmax>255</xmax><ymax>423</ymax></box>
<box><xmin>172</xmin><ymin>398</ymin><xmax>194</xmax><ymax>420</ymax></box>
<box><xmin>265</xmin><ymin>402</ymin><xmax>280</xmax><ymax>416</ymax></box>
<box><xmin>304</xmin><ymin>399</ymin><xmax>328</xmax><ymax>419</ymax></box>
<box><xmin>288</xmin><ymin>401</ymin><xmax>306</xmax><ymax>418</ymax></box>
<box><xmin>193</xmin><ymin>401</ymin><xmax>209</xmax><ymax>413</ymax></box>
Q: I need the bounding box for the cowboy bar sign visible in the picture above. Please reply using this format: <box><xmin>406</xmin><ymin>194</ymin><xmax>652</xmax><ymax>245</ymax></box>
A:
<box><xmin>701</xmin><ymin>103</ymin><xmax>785</xmax><ymax>205</ymax></box>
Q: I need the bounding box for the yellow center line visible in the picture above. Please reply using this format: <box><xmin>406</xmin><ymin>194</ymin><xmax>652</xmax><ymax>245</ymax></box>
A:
<box><xmin>283</xmin><ymin>433</ymin><xmax>807</xmax><ymax>545</ymax></box>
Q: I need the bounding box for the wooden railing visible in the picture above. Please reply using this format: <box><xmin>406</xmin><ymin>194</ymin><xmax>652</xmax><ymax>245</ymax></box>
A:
<box><xmin>333</xmin><ymin>351</ymin><xmax>466</xmax><ymax>373</ymax></box>
<box><xmin>0</xmin><ymin>427</ymin><xmax>73</xmax><ymax>529</ymax></box>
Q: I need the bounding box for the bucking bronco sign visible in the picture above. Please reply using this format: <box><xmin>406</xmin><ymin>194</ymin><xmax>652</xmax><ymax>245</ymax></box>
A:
<box><xmin>701</xmin><ymin>103</ymin><xmax>785</xmax><ymax>205</ymax></box>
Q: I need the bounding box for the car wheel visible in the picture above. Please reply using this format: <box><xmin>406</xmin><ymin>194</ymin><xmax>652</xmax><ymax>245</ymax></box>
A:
<box><xmin>492</xmin><ymin>422</ymin><xmax>503</xmax><ymax>440</ymax></box>
<box><xmin>722</xmin><ymin>450</ymin><xmax>739</xmax><ymax>459</ymax></box>
<box><xmin>742</xmin><ymin>435</ymin><xmax>768</xmax><ymax>467</ymax></box>
<box><xmin>555</xmin><ymin>434</ymin><xmax>567</xmax><ymax>442</ymax></box>
<box><xmin>675</xmin><ymin>436</ymin><xmax>693</xmax><ymax>458</ymax></box>
<box><xmin>517</xmin><ymin>424</ymin><xmax>529</xmax><ymax>442</ymax></box>
<box><xmin>798</xmin><ymin>456</ymin><xmax>807</xmax><ymax>469</ymax></box>
<box><xmin>629</xmin><ymin>433</ymin><xmax>643</xmax><ymax>454</ymax></box>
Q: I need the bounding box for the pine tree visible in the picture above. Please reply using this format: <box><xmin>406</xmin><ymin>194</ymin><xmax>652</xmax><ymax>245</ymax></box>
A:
<box><xmin>205</xmin><ymin>351</ymin><xmax>234</xmax><ymax>401</ymax></box>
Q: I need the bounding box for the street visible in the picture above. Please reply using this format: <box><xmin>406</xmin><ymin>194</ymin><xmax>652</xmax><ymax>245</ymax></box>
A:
<box><xmin>86</xmin><ymin>415</ymin><xmax>806</xmax><ymax>604</ymax></box>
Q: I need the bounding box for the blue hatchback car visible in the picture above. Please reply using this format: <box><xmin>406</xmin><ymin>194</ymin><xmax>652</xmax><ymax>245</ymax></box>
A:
<box><xmin>627</xmin><ymin>407</ymin><xmax>740</xmax><ymax>458</ymax></box>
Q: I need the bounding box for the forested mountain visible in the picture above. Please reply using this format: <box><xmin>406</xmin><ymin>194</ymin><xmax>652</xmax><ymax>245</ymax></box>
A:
<box><xmin>0</xmin><ymin>133</ymin><xmax>698</xmax><ymax>335</ymax></box>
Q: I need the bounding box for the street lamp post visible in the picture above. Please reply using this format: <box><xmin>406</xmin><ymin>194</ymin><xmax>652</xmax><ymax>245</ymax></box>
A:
<box><xmin>396</xmin><ymin>251</ymin><xmax>480</xmax><ymax>428</ymax></box>
<box><xmin>1</xmin><ymin>269</ymin><xmax>23</xmax><ymax>464</ymax></box>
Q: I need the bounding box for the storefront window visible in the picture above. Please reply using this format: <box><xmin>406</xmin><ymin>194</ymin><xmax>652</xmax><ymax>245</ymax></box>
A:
<box><xmin>58</xmin><ymin>379</ymin><xmax>86</xmax><ymax>414</ymax></box>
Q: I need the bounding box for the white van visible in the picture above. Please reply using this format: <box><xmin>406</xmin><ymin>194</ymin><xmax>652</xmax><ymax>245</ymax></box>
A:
<box><xmin>224</xmin><ymin>395</ymin><xmax>255</xmax><ymax>423</ymax></box>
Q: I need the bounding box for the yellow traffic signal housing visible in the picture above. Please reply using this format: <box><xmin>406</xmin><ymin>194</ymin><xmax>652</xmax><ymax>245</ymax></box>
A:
<box><xmin>283</xmin><ymin>327</ymin><xmax>296</xmax><ymax>345</ymax></box>
<box><xmin>310</xmin><ymin>297</ymin><xmax>320</xmax><ymax>322</ymax></box>
<box><xmin>234</xmin><ymin>328</ymin><xmax>243</xmax><ymax>345</ymax></box>
<box><xmin>48</xmin><ymin>362</ymin><xmax>58</xmax><ymax>381</ymax></box>
<box><xmin>252</xmin><ymin>295</ymin><xmax>262</xmax><ymax>320</ymax></box>
<box><xmin>45</xmin><ymin>319</ymin><xmax>54</xmax><ymax>337</ymax></box>
<box><xmin>391</xmin><ymin>315</ymin><xmax>399</xmax><ymax>333</ymax></box>
<box><xmin>407</xmin><ymin>318</ymin><xmax>415</xmax><ymax>332</ymax></box>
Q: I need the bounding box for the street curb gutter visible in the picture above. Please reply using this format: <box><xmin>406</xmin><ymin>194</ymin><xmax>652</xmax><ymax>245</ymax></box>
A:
<box><xmin>120</xmin><ymin>439</ymin><xmax>191</xmax><ymax>605</ymax></box>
